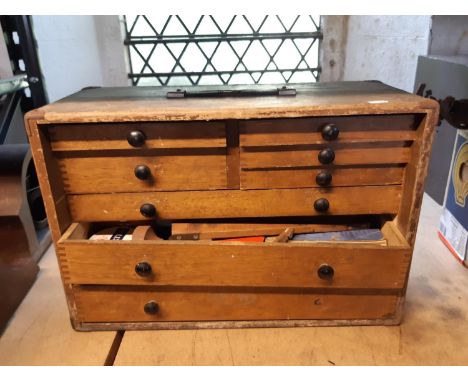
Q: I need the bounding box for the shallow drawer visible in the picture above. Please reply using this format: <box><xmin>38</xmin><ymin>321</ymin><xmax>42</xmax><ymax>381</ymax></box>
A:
<box><xmin>241</xmin><ymin>165</ymin><xmax>405</xmax><ymax>190</ymax></box>
<box><xmin>239</xmin><ymin>114</ymin><xmax>421</xmax><ymax>147</ymax></box>
<box><xmin>58</xmin><ymin>150</ymin><xmax>227</xmax><ymax>193</ymax></box>
<box><xmin>67</xmin><ymin>186</ymin><xmax>402</xmax><ymax>221</ymax></box>
<box><xmin>240</xmin><ymin>146</ymin><xmax>411</xmax><ymax>169</ymax></box>
<box><xmin>74</xmin><ymin>286</ymin><xmax>400</xmax><ymax>322</ymax></box>
<box><xmin>48</xmin><ymin>121</ymin><xmax>226</xmax><ymax>152</ymax></box>
<box><xmin>59</xmin><ymin>221</ymin><xmax>410</xmax><ymax>290</ymax></box>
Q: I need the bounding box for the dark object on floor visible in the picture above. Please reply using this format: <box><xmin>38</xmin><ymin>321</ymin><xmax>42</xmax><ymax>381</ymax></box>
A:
<box><xmin>0</xmin><ymin>144</ymin><xmax>51</xmax><ymax>333</ymax></box>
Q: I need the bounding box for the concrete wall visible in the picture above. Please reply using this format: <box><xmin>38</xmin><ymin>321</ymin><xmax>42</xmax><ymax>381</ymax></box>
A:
<box><xmin>321</xmin><ymin>16</ymin><xmax>432</xmax><ymax>92</ymax></box>
<box><xmin>430</xmin><ymin>15</ymin><xmax>468</xmax><ymax>56</ymax></box>
<box><xmin>32</xmin><ymin>15</ymin><xmax>128</xmax><ymax>103</ymax></box>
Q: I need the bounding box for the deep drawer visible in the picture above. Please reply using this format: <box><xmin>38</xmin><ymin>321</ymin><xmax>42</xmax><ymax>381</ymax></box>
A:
<box><xmin>59</xmin><ymin>221</ymin><xmax>410</xmax><ymax>290</ymax></box>
<box><xmin>74</xmin><ymin>286</ymin><xmax>400</xmax><ymax>323</ymax></box>
<box><xmin>66</xmin><ymin>186</ymin><xmax>403</xmax><ymax>221</ymax></box>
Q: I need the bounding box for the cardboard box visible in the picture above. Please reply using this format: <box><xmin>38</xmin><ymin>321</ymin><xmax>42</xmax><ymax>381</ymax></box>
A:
<box><xmin>439</xmin><ymin>130</ymin><xmax>468</xmax><ymax>266</ymax></box>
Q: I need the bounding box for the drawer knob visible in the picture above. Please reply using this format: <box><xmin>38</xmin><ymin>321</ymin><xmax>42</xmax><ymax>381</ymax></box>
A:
<box><xmin>135</xmin><ymin>262</ymin><xmax>152</xmax><ymax>276</ymax></box>
<box><xmin>134</xmin><ymin>164</ymin><xmax>151</xmax><ymax>180</ymax></box>
<box><xmin>321</xmin><ymin>124</ymin><xmax>339</xmax><ymax>141</ymax></box>
<box><xmin>314</xmin><ymin>198</ymin><xmax>329</xmax><ymax>212</ymax></box>
<box><xmin>316</xmin><ymin>171</ymin><xmax>332</xmax><ymax>186</ymax></box>
<box><xmin>127</xmin><ymin>130</ymin><xmax>146</xmax><ymax>147</ymax></box>
<box><xmin>144</xmin><ymin>301</ymin><xmax>159</xmax><ymax>315</ymax></box>
<box><xmin>318</xmin><ymin>148</ymin><xmax>335</xmax><ymax>164</ymax></box>
<box><xmin>140</xmin><ymin>203</ymin><xmax>156</xmax><ymax>218</ymax></box>
<box><xmin>317</xmin><ymin>264</ymin><xmax>334</xmax><ymax>280</ymax></box>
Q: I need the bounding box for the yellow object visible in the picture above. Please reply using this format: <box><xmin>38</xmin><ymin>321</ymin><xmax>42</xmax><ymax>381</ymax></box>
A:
<box><xmin>453</xmin><ymin>142</ymin><xmax>468</xmax><ymax>207</ymax></box>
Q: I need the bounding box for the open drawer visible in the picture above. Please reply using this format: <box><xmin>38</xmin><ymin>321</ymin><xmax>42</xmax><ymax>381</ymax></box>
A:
<box><xmin>58</xmin><ymin>220</ymin><xmax>411</xmax><ymax>291</ymax></box>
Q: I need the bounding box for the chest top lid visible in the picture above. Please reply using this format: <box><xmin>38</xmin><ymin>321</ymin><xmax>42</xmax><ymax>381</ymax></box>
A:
<box><xmin>28</xmin><ymin>81</ymin><xmax>438</xmax><ymax>124</ymax></box>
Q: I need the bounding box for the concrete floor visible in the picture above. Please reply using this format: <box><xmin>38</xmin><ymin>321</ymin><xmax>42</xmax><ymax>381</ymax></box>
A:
<box><xmin>0</xmin><ymin>194</ymin><xmax>467</xmax><ymax>365</ymax></box>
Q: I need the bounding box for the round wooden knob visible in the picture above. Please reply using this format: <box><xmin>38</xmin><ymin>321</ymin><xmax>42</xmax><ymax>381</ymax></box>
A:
<box><xmin>134</xmin><ymin>165</ymin><xmax>151</xmax><ymax>180</ymax></box>
<box><xmin>140</xmin><ymin>203</ymin><xmax>156</xmax><ymax>218</ymax></box>
<box><xmin>135</xmin><ymin>262</ymin><xmax>152</xmax><ymax>276</ymax></box>
<box><xmin>316</xmin><ymin>171</ymin><xmax>332</xmax><ymax>186</ymax></box>
<box><xmin>318</xmin><ymin>148</ymin><xmax>335</xmax><ymax>164</ymax></box>
<box><xmin>144</xmin><ymin>301</ymin><xmax>159</xmax><ymax>315</ymax></box>
<box><xmin>127</xmin><ymin>130</ymin><xmax>146</xmax><ymax>147</ymax></box>
<box><xmin>314</xmin><ymin>198</ymin><xmax>329</xmax><ymax>212</ymax></box>
<box><xmin>321</xmin><ymin>124</ymin><xmax>339</xmax><ymax>141</ymax></box>
<box><xmin>318</xmin><ymin>264</ymin><xmax>334</xmax><ymax>280</ymax></box>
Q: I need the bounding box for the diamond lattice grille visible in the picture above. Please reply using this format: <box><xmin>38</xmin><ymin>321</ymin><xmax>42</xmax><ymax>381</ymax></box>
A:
<box><xmin>123</xmin><ymin>15</ymin><xmax>322</xmax><ymax>86</ymax></box>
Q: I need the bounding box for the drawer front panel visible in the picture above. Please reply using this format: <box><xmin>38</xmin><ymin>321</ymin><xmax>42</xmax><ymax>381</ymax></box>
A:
<box><xmin>49</xmin><ymin>121</ymin><xmax>226</xmax><ymax>151</ymax></box>
<box><xmin>61</xmin><ymin>241</ymin><xmax>411</xmax><ymax>289</ymax></box>
<box><xmin>239</xmin><ymin>114</ymin><xmax>419</xmax><ymax>147</ymax></box>
<box><xmin>67</xmin><ymin>186</ymin><xmax>402</xmax><ymax>221</ymax></box>
<box><xmin>58</xmin><ymin>152</ymin><xmax>227</xmax><ymax>193</ymax></box>
<box><xmin>75</xmin><ymin>287</ymin><xmax>399</xmax><ymax>322</ymax></box>
<box><xmin>241</xmin><ymin>166</ymin><xmax>404</xmax><ymax>190</ymax></box>
<box><xmin>240</xmin><ymin>147</ymin><xmax>411</xmax><ymax>169</ymax></box>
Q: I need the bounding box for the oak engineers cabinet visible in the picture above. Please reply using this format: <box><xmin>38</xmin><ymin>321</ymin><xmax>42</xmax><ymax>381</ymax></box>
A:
<box><xmin>25</xmin><ymin>82</ymin><xmax>439</xmax><ymax>331</ymax></box>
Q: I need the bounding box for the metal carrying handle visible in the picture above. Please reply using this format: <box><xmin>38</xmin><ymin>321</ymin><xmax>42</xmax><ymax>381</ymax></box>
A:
<box><xmin>166</xmin><ymin>86</ymin><xmax>296</xmax><ymax>99</ymax></box>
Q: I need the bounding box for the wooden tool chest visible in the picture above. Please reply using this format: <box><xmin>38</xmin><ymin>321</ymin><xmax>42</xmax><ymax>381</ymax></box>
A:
<box><xmin>25</xmin><ymin>82</ymin><xmax>439</xmax><ymax>331</ymax></box>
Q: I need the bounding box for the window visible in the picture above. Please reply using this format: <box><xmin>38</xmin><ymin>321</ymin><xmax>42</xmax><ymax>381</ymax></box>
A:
<box><xmin>123</xmin><ymin>15</ymin><xmax>322</xmax><ymax>86</ymax></box>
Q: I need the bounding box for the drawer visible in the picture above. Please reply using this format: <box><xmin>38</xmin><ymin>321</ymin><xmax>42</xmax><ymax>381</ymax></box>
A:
<box><xmin>239</xmin><ymin>114</ymin><xmax>421</xmax><ymax>147</ymax></box>
<box><xmin>48</xmin><ymin>121</ymin><xmax>226</xmax><ymax>152</ymax></box>
<box><xmin>240</xmin><ymin>146</ymin><xmax>411</xmax><ymax>169</ymax></box>
<box><xmin>66</xmin><ymin>186</ymin><xmax>402</xmax><ymax>221</ymax></box>
<box><xmin>59</xmin><ymin>220</ymin><xmax>410</xmax><ymax>290</ymax></box>
<box><xmin>57</xmin><ymin>150</ymin><xmax>227</xmax><ymax>193</ymax></box>
<box><xmin>74</xmin><ymin>287</ymin><xmax>399</xmax><ymax>322</ymax></box>
<box><xmin>241</xmin><ymin>165</ymin><xmax>405</xmax><ymax>190</ymax></box>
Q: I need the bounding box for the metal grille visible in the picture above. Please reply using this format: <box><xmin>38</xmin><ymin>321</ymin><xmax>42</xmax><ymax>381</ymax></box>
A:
<box><xmin>123</xmin><ymin>15</ymin><xmax>322</xmax><ymax>86</ymax></box>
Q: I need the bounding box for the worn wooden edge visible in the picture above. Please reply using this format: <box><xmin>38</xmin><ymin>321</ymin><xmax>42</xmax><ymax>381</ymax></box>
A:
<box><xmin>397</xmin><ymin>109</ymin><xmax>439</xmax><ymax>246</ymax></box>
<box><xmin>73</xmin><ymin>313</ymin><xmax>403</xmax><ymax>332</ymax></box>
<box><xmin>24</xmin><ymin>112</ymin><xmax>82</xmax><ymax>330</ymax></box>
<box><xmin>31</xmin><ymin>104</ymin><xmax>439</xmax><ymax>125</ymax></box>
<box><xmin>381</xmin><ymin>220</ymin><xmax>409</xmax><ymax>247</ymax></box>
<box><xmin>395</xmin><ymin>108</ymin><xmax>439</xmax><ymax>299</ymax></box>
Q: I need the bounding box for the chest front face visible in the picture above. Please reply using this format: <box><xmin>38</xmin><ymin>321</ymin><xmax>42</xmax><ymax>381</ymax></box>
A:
<box><xmin>25</xmin><ymin>82</ymin><xmax>439</xmax><ymax>330</ymax></box>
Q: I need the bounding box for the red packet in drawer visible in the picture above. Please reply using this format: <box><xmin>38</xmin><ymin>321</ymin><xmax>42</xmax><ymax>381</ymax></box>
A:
<box><xmin>217</xmin><ymin>236</ymin><xmax>265</xmax><ymax>242</ymax></box>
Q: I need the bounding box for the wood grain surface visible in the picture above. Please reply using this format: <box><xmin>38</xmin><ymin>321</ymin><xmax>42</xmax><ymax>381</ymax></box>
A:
<box><xmin>67</xmin><ymin>186</ymin><xmax>402</xmax><ymax>221</ymax></box>
<box><xmin>240</xmin><ymin>147</ymin><xmax>411</xmax><ymax>168</ymax></box>
<box><xmin>48</xmin><ymin>121</ymin><xmax>226</xmax><ymax>151</ymax></box>
<box><xmin>74</xmin><ymin>287</ymin><xmax>399</xmax><ymax>323</ymax></box>
<box><xmin>240</xmin><ymin>166</ymin><xmax>404</xmax><ymax>189</ymax></box>
<box><xmin>239</xmin><ymin>114</ymin><xmax>419</xmax><ymax>147</ymax></box>
<box><xmin>58</xmin><ymin>152</ymin><xmax>228</xmax><ymax>193</ymax></box>
<box><xmin>170</xmin><ymin>222</ymin><xmax>358</xmax><ymax>239</ymax></box>
<box><xmin>60</xmin><ymin>230</ymin><xmax>410</xmax><ymax>289</ymax></box>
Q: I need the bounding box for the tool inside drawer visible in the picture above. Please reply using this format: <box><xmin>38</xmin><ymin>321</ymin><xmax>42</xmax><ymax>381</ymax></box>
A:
<box><xmin>60</xmin><ymin>215</ymin><xmax>409</xmax><ymax>248</ymax></box>
<box><xmin>57</xmin><ymin>216</ymin><xmax>410</xmax><ymax>290</ymax></box>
